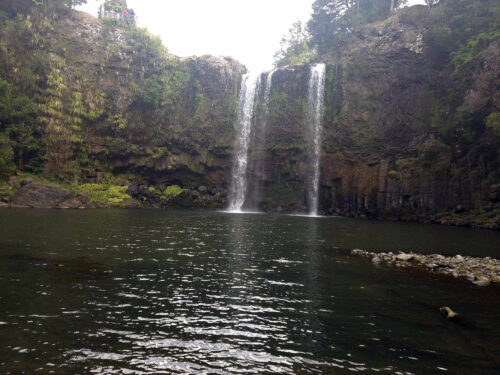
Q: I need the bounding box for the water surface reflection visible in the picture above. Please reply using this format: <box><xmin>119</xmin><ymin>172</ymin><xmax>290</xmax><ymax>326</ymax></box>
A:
<box><xmin>0</xmin><ymin>209</ymin><xmax>498</xmax><ymax>374</ymax></box>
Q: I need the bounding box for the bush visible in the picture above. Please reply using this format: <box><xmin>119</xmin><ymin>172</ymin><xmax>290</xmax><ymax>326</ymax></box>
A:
<box><xmin>161</xmin><ymin>185</ymin><xmax>185</xmax><ymax>200</ymax></box>
<box><xmin>73</xmin><ymin>183</ymin><xmax>130</xmax><ymax>205</ymax></box>
<box><xmin>486</xmin><ymin>112</ymin><xmax>500</xmax><ymax>135</ymax></box>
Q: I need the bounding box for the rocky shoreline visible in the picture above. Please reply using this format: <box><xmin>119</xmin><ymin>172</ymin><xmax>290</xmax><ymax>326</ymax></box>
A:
<box><xmin>351</xmin><ymin>249</ymin><xmax>499</xmax><ymax>287</ymax></box>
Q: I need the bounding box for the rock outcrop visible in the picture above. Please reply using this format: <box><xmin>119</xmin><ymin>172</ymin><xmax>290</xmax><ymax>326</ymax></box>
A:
<box><xmin>10</xmin><ymin>183</ymin><xmax>78</xmax><ymax>209</ymax></box>
<box><xmin>351</xmin><ymin>249</ymin><xmax>500</xmax><ymax>286</ymax></box>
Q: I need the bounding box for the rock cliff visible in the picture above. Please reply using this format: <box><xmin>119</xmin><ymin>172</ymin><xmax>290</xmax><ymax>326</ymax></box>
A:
<box><xmin>0</xmin><ymin>3</ymin><xmax>499</xmax><ymax>228</ymax></box>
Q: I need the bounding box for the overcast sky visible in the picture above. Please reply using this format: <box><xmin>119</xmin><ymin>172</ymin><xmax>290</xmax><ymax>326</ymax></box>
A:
<box><xmin>78</xmin><ymin>0</ymin><xmax>425</xmax><ymax>72</ymax></box>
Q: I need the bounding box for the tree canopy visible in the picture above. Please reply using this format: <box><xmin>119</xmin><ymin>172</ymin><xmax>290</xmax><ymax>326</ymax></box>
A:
<box><xmin>308</xmin><ymin>0</ymin><xmax>408</xmax><ymax>55</ymax></box>
<box><xmin>104</xmin><ymin>0</ymin><xmax>128</xmax><ymax>12</ymax></box>
<box><xmin>2</xmin><ymin>0</ymin><xmax>88</xmax><ymax>17</ymax></box>
<box><xmin>273</xmin><ymin>21</ymin><xmax>314</xmax><ymax>68</ymax></box>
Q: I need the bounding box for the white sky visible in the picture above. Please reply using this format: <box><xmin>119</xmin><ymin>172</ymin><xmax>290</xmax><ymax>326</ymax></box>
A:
<box><xmin>77</xmin><ymin>0</ymin><xmax>425</xmax><ymax>72</ymax></box>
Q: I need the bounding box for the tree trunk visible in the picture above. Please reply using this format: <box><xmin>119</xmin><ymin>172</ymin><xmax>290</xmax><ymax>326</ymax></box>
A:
<box><xmin>390</xmin><ymin>0</ymin><xmax>395</xmax><ymax>13</ymax></box>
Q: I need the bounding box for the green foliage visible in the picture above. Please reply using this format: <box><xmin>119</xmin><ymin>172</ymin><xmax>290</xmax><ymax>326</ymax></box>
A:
<box><xmin>418</xmin><ymin>137</ymin><xmax>452</xmax><ymax>173</ymax></box>
<box><xmin>451</xmin><ymin>30</ymin><xmax>500</xmax><ymax>72</ymax></box>
<box><xmin>161</xmin><ymin>185</ymin><xmax>185</xmax><ymax>200</ymax></box>
<box><xmin>0</xmin><ymin>134</ymin><xmax>15</xmax><ymax>179</ymax></box>
<box><xmin>486</xmin><ymin>113</ymin><xmax>500</xmax><ymax>136</ymax></box>
<box><xmin>308</xmin><ymin>0</ymin><xmax>407</xmax><ymax>55</ymax></box>
<box><xmin>0</xmin><ymin>78</ymin><xmax>43</xmax><ymax>173</ymax></box>
<box><xmin>149</xmin><ymin>147</ymin><xmax>167</xmax><ymax>160</ymax></box>
<box><xmin>73</xmin><ymin>183</ymin><xmax>130</xmax><ymax>205</ymax></box>
<box><xmin>104</xmin><ymin>0</ymin><xmax>127</xmax><ymax>12</ymax></box>
<box><xmin>274</xmin><ymin>21</ymin><xmax>315</xmax><ymax>68</ymax></box>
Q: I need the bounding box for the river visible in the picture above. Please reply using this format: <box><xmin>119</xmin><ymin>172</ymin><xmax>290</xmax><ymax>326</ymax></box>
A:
<box><xmin>0</xmin><ymin>209</ymin><xmax>498</xmax><ymax>374</ymax></box>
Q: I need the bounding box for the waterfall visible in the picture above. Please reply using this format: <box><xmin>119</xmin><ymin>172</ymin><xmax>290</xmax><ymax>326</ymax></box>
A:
<box><xmin>245</xmin><ymin>70</ymin><xmax>276</xmax><ymax>210</ymax></box>
<box><xmin>306</xmin><ymin>64</ymin><xmax>326</xmax><ymax>216</ymax></box>
<box><xmin>262</xmin><ymin>70</ymin><xmax>275</xmax><ymax>118</ymax></box>
<box><xmin>228</xmin><ymin>73</ymin><xmax>260</xmax><ymax>212</ymax></box>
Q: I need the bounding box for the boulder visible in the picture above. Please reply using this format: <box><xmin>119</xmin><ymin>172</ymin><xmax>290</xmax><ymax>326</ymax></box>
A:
<box><xmin>472</xmin><ymin>277</ymin><xmax>491</xmax><ymax>287</ymax></box>
<box><xmin>10</xmin><ymin>183</ymin><xmax>75</xmax><ymax>208</ymax></box>
<box><xmin>8</xmin><ymin>176</ymin><xmax>20</xmax><ymax>188</ymax></box>
<box><xmin>21</xmin><ymin>178</ymin><xmax>35</xmax><ymax>186</ymax></box>
<box><xmin>396</xmin><ymin>254</ymin><xmax>415</xmax><ymax>261</ymax></box>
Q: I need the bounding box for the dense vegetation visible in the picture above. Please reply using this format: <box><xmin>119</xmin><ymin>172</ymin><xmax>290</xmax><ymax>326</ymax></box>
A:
<box><xmin>0</xmin><ymin>0</ymin><xmax>241</xmax><ymax>188</ymax></box>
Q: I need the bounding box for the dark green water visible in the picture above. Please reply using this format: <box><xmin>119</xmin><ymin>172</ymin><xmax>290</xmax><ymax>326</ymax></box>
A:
<box><xmin>0</xmin><ymin>209</ymin><xmax>499</xmax><ymax>374</ymax></box>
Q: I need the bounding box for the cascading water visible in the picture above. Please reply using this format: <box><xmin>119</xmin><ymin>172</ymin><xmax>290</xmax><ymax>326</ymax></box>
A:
<box><xmin>262</xmin><ymin>70</ymin><xmax>275</xmax><ymax>118</ymax></box>
<box><xmin>228</xmin><ymin>73</ymin><xmax>260</xmax><ymax>212</ymax></box>
<box><xmin>245</xmin><ymin>70</ymin><xmax>276</xmax><ymax>209</ymax></box>
<box><xmin>306</xmin><ymin>64</ymin><xmax>326</xmax><ymax>216</ymax></box>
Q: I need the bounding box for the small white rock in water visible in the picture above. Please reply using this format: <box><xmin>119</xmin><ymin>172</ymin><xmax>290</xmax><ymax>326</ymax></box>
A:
<box><xmin>472</xmin><ymin>277</ymin><xmax>491</xmax><ymax>287</ymax></box>
<box><xmin>372</xmin><ymin>256</ymin><xmax>382</xmax><ymax>264</ymax></box>
<box><xmin>440</xmin><ymin>306</ymin><xmax>459</xmax><ymax>319</ymax></box>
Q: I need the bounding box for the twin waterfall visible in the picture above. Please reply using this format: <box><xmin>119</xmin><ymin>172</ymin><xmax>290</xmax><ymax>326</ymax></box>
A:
<box><xmin>228</xmin><ymin>64</ymin><xmax>326</xmax><ymax>216</ymax></box>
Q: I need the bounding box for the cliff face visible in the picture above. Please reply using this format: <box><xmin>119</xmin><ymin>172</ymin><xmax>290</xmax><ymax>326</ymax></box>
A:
<box><xmin>0</xmin><ymin>10</ymin><xmax>243</xmax><ymax>202</ymax></box>
<box><xmin>1</xmin><ymin>4</ymin><xmax>499</xmax><ymax>227</ymax></box>
<box><xmin>246</xmin><ymin>6</ymin><xmax>500</xmax><ymax>228</ymax></box>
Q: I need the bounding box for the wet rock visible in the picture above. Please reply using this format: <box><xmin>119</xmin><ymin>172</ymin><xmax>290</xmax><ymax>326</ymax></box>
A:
<box><xmin>396</xmin><ymin>254</ymin><xmax>415</xmax><ymax>261</ymax></box>
<box><xmin>440</xmin><ymin>306</ymin><xmax>459</xmax><ymax>320</ymax></box>
<box><xmin>21</xmin><ymin>177</ymin><xmax>35</xmax><ymax>186</ymax></box>
<box><xmin>10</xmin><ymin>183</ymin><xmax>75</xmax><ymax>209</ymax></box>
<box><xmin>8</xmin><ymin>176</ymin><xmax>20</xmax><ymax>189</ymax></box>
<box><xmin>350</xmin><ymin>249</ymin><xmax>499</xmax><ymax>287</ymax></box>
<box><xmin>473</xmin><ymin>277</ymin><xmax>491</xmax><ymax>287</ymax></box>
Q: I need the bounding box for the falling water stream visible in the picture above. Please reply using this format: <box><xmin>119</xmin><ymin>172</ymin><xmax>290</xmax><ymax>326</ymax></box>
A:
<box><xmin>228</xmin><ymin>73</ymin><xmax>260</xmax><ymax>212</ymax></box>
<box><xmin>306</xmin><ymin>64</ymin><xmax>326</xmax><ymax>216</ymax></box>
<box><xmin>229</xmin><ymin>65</ymin><xmax>325</xmax><ymax>215</ymax></box>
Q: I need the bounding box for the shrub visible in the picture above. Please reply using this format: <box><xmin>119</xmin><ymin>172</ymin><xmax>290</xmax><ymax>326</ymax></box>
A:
<box><xmin>73</xmin><ymin>183</ymin><xmax>130</xmax><ymax>205</ymax></box>
<box><xmin>161</xmin><ymin>185</ymin><xmax>185</xmax><ymax>200</ymax></box>
<box><xmin>486</xmin><ymin>112</ymin><xmax>500</xmax><ymax>135</ymax></box>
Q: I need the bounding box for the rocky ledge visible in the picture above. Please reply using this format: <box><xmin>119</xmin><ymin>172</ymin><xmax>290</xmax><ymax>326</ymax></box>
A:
<box><xmin>351</xmin><ymin>249</ymin><xmax>499</xmax><ymax>287</ymax></box>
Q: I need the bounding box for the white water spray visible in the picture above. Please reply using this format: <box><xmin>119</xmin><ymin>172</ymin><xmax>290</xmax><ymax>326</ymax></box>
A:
<box><xmin>306</xmin><ymin>64</ymin><xmax>326</xmax><ymax>216</ymax></box>
<box><xmin>228</xmin><ymin>73</ymin><xmax>260</xmax><ymax>212</ymax></box>
<box><xmin>263</xmin><ymin>70</ymin><xmax>275</xmax><ymax>118</ymax></box>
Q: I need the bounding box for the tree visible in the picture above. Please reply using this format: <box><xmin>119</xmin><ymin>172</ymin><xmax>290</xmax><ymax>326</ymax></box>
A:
<box><xmin>0</xmin><ymin>78</ymin><xmax>42</xmax><ymax>172</ymax></box>
<box><xmin>425</xmin><ymin>0</ymin><xmax>440</xmax><ymax>8</ymax></box>
<box><xmin>1</xmin><ymin>0</ymin><xmax>89</xmax><ymax>17</ymax></box>
<box><xmin>103</xmin><ymin>0</ymin><xmax>128</xmax><ymax>12</ymax></box>
<box><xmin>273</xmin><ymin>21</ymin><xmax>314</xmax><ymax>68</ymax></box>
<box><xmin>0</xmin><ymin>135</ymin><xmax>15</xmax><ymax>179</ymax></box>
<box><xmin>308</xmin><ymin>0</ymin><xmax>408</xmax><ymax>55</ymax></box>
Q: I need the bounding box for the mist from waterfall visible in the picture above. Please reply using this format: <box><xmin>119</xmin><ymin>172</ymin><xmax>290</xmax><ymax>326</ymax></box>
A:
<box><xmin>228</xmin><ymin>73</ymin><xmax>261</xmax><ymax>212</ymax></box>
<box><xmin>306</xmin><ymin>64</ymin><xmax>326</xmax><ymax>216</ymax></box>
